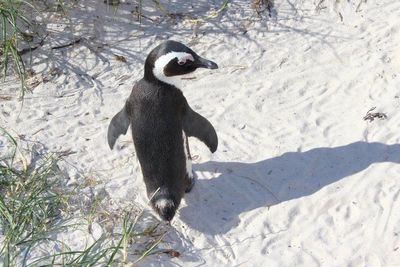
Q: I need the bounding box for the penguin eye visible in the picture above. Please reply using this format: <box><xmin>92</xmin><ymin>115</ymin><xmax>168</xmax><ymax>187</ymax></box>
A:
<box><xmin>176</xmin><ymin>54</ymin><xmax>194</xmax><ymax>66</ymax></box>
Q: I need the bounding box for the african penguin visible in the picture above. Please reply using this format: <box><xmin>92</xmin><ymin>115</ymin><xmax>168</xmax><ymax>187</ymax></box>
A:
<box><xmin>107</xmin><ymin>40</ymin><xmax>218</xmax><ymax>222</ymax></box>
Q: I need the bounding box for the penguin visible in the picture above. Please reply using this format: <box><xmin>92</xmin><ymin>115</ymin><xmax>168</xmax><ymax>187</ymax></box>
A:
<box><xmin>107</xmin><ymin>40</ymin><xmax>218</xmax><ymax>222</ymax></box>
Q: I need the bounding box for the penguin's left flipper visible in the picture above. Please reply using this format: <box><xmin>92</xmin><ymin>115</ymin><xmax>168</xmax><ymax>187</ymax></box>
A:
<box><xmin>107</xmin><ymin>105</ymin><xmax>130</xmax><ymax>150</ymax></box>
<box><xmin>183</xmin><ymin>105</ymin><xmax>218</xmax><ymax>153</ymax></box>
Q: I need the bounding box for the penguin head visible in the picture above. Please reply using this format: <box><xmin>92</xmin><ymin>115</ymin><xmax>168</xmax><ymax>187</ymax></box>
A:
<box><xmin>144</xmin><ymin>40</ymin><xmax>218</xmax><ymax>86</ymax></box>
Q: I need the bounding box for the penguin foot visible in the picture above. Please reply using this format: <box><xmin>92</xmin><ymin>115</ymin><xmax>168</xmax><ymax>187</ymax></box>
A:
<box><xmin>185</xmin><ymin>171</ymin><xmax>196</xmax><ymax>193</ymax></box>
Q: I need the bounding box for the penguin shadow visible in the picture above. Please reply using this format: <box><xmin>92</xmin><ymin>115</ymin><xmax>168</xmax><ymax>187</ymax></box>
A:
<box><xmin>179</xmin><ymin>141</ymin><xmax>400</xmax><ymax>235</ymax></box>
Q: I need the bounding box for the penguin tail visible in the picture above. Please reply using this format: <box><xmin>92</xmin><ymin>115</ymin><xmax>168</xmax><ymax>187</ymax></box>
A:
<box><xmin>151</xmin><ymin>191</ymin><xmax>177</xmax><ymax>222</ymax></box>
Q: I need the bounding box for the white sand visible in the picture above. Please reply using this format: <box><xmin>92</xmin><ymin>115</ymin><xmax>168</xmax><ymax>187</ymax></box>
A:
<box><xmin>1</xmin><ymin>0</ymin><xmax>400</xmax><ymax>265</ymax></box>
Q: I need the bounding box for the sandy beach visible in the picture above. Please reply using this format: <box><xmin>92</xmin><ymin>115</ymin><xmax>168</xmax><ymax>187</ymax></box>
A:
<box><xmin>1</xmin><ymin>0</ymin><xmax>400</xmax><ymax>266</ymax></box>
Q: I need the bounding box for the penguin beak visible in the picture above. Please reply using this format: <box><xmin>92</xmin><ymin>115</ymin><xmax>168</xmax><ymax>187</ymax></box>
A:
<box><xmin>196</xmin><ymin>56</ymin><xmax>219</xmax><ymax>69</ymax></box>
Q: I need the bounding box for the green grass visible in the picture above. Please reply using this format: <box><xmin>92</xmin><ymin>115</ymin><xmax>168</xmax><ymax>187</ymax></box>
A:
<box><xmin>0</xmin><ymin>128</ymin><xmax>67</xmax><ymax>266</ymax></box>
<box><xmin>0</xmin><ymin>128</ymin><xmax>166</xmax><ymax>266</ymax></box>
<box><xmin>0</xmin><ymin>0</ymin><xmax>35</xmax><ymax>97</ymax></box>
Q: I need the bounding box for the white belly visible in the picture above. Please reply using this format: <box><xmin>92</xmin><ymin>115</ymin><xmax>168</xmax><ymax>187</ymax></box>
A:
<box><xmin>182</xmin><ymin>131</ymin><xmax>193</xmax><ymax>179</ymax></box>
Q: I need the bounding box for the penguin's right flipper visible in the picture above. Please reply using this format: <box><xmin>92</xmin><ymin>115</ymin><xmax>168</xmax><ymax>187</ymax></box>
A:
<box><xmin>183</xmin><ymin>105</ymin><xmax>218</xmax><ymax>153</ymax></box>
<box><xmin>107</xmin><ymin>105</ymin><xmax>130</xmax><ymax>149</ymax></box>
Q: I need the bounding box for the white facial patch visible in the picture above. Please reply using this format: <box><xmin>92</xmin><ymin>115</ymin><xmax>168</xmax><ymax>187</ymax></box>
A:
<box><xmin>182</xmin><ymin>131</ymin><xmax>193</xmax><ymax>180</ymax></box>
<box><xmin>153</xmin><ymin>51</ymin><xmax>194</xmax><ymax>86</ymax></box>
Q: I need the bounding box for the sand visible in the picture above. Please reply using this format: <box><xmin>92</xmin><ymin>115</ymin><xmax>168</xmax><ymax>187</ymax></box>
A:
<box><xmin>1</xmin><ymin>0</ymin><xmax>400</xmax><ymax>266</ymax></box>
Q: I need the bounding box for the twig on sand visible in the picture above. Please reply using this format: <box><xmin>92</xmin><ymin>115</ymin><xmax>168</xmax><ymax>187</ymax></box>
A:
<box><xmin>363</xmin><ymin>107</ymin><xmax>388</xmax><ymax>122</ymax></box>
<box><xmin>131</xmin><ymin>7</ymin><xmax>157</xmax><ymax>22</ymax></box>
<box><xmin>338</xmin><ymin>12</ymin><xmax>343</xmax><ymax>22</ymax></box>
<box><xmin>187</xmin><ymin>0</ymin><xmax>230</xmax><ymax>24</ymax></box>
<box><xmin>278</xmin><ymin>58</ymin><xmax>288</xmax><ymax>68</ymax></box>
<box><xmin>18</xmin><ymin>33</ymin><xmax>49</xmax><ymax>56</ymax></box>
<box><xmin>356</xmin><ymin>0</ymin><xmax>367</xmax><ymax>12</ymax></box>
<box><xmin>32</xmin><ymin>127</ymin><xmax>45</xmax><ymax>136</ymax></box>
<box><xmin>51</xmin><ymin>38</ymin><xmax>81</xmax><ymax>50</ymax></box>
<box><xmin>315</xmin><ymin>0</ymin><xmax>326</xmax><ymax>11</ymax></box>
